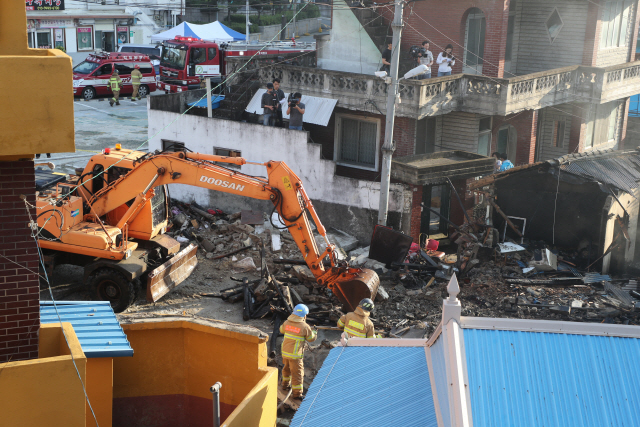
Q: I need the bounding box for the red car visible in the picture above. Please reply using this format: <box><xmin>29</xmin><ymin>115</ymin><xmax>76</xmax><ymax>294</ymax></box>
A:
<box><xmin>73</xmin><ymin>52</ymin><xmax>157</xmax><ymax>100</ymax></box>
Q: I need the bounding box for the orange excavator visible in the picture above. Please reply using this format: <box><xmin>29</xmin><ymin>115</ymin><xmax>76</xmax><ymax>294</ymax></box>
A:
<box><xmin>36</xmin><ymin>146</ymin><xmax>379</xmax><ymax>312</ymax></box>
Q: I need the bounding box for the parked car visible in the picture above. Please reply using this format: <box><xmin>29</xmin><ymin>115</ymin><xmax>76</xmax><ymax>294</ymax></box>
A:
<box><xmin>72</xmin><ymin>52</ymin><xmax>157</xmax><ymax>100</ymax></box>
<box><xmin>118</xmin><ymin>43</ymin><xmax>162</xmax><ymax>75</ymax></box>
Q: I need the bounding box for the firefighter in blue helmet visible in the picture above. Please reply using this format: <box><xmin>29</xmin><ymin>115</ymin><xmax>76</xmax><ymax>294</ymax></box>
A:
<box><xmin>280</xmin><ymin>304</ymin><xmax>317</xmax><ymax>399</ymax></box>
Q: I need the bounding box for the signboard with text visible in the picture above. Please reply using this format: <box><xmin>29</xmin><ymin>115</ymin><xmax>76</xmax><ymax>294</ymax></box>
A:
<box><xmin>26</xmin><ymin>0</ymin><xmax>65</xmax><ymax>11</ymax></box>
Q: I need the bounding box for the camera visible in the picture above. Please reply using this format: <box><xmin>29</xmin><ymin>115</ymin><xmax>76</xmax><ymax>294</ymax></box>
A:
<box><xmin>409</xmin><ymin>45</ymin><xmax>427</xmax><ymax>58</ymax></box>
<box><xmin>288</xmin><ymin>93</ymin><xmax>299</xmax><ymax>107</ymax></box>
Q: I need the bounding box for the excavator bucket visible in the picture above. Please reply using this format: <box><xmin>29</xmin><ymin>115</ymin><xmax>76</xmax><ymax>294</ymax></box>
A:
<box><xmin>330</xmin><ymin>268</ymin><xmax>380</xmax><ymax>312</ymax></box>
<box><xmin>146</xmin><ymin>243</ymin><xmax>198</xmax><ymax>302</ymax></box>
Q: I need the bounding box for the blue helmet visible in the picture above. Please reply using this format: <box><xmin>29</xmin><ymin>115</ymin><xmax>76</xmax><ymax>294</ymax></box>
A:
<box><xmin>293</xmin><ymin>304</ymin><xmax>309</xmax><ymax>317</ymax></box>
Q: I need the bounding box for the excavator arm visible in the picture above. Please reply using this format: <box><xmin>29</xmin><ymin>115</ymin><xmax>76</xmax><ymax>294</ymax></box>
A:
<box><xmin>87</xmin><ymin>151</ymin><xmax>378</xmax><ymax>310</ymax></box>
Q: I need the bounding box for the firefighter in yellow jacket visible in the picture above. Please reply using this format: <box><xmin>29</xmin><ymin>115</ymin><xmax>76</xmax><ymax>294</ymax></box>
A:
<box><xmin>280</xmin><ymin>304</ymin><xmax>317</xmax><ymax>399</ymax></box>
<box><xmin>130</xmin><ymin>64</ymin><xmax>143</xmax><ymax>101</ymax></box>
<box><xmin>108</xmin><ymin>69</ymin><xmax>122</xmax><ymax>106</ymax></box>
<box><xmin>337</xmin><ymin>298</ymin><xmax>376</xmax><ymax>338</ymax></box>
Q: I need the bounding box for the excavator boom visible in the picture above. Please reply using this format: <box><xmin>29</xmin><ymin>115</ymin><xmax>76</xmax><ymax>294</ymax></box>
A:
<box><xmin>80</xmin><ymin>149</ymin><xmax>378</xmax><ymax>311</ymax></box>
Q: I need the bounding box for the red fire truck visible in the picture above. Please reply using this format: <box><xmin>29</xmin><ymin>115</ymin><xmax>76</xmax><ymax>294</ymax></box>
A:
<box><xmin>157</xmin><ymin>36</ymin><xmax>315</xmax><ymax>93</ymax></box>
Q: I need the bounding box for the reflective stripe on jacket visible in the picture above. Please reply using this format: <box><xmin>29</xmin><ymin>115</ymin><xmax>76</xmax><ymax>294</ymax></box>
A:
<box><xmin>109</xmin><ymin>76</ymin><xmax>121</xmax><ymax>90</ymax></box>
<box><xmin>337</xmin><ymin>306</ymin><xmax>375</xmax><ymax>338</ymax></box>
<box><xmin>280</xmin><ymin>314</ymin><xmax>317</xmax><ymax>359</ymax></box>
<box><xmin>131</xmin><ymin>69</ymin><xmax>142</xmax><ymax>84</ymax></box>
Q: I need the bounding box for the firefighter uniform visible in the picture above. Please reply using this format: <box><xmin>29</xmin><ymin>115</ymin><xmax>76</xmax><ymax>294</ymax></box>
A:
<box><xmin>109</xmin><ymin>72</ymin><xmax>122</xmax><ymax>106</ymax></box>
<box><xmin>131</xmin><ymin>67</ymin><xmax>143</xmax><ymax>100</ymax></box>
<box><xmin>337</xmin><ymin>306</ymin><xmax>375</xmax><ymax>338</ymax></box>
<box><xmin>280</xmin><ymin>311</ymin><xmax>317</xmax><ymax>398</ymax></box>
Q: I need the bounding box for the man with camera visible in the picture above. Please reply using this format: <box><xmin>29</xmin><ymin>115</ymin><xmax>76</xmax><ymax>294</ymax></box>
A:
<box><xmin>261</xmin><ymin>82</ymin><xmax>277</xmax><ymax>126</ymax></box>
<box><xmin>413</xmin><ymin>40</ymin><xmax>433</xmax><ymax>79</ymax></box>
<box><xmin>273</xmin><ymin>78</ymin><xmax>286</xmax><ymax>128</ymax></box>
<box><xmin>286</xmin><ymin>92</ymin><xmax>305</xmax><ymax>130</ymax></box>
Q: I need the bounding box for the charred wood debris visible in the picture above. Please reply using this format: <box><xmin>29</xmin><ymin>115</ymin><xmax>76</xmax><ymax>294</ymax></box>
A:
<box><xmin>166</xmin><ymin>195</ymin><xmax>640</xmax><ymax>341</ymax></box>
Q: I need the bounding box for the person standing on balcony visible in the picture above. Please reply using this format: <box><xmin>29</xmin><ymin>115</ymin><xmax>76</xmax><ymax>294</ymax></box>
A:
<box><xmin>381</xmin><ymin>41</ymin><xmax>392</xmax><ymax>74</ymax></box>
<box><xmin>262</xmin><ymin>82</ymin><xmax>277</xmax><ymax>126</ymax></box>
<box><xmin>287</xmin><ymin>93</ymin><xmax>305</xmax><ymax>130</ymax></box>
<box><xmin>416</xmin><ymin>40</ymin><xmax>433</xmax><ymax>79</ymax></box>
<box><xmin>273</xmin><ymin>78</ymin><xmax>286</xmax><ymax>128</ymax></box>
<box><xmin>436</xmin><ymin>44</ymin><xmax>456</xmax><ymax>77</ymax></box>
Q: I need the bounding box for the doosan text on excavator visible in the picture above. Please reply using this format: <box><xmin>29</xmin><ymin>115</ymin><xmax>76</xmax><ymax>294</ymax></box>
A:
<box><xmin>35</xmin><ymin>145</ymin><xmax>379</xmax><ymax>312</ymax></box>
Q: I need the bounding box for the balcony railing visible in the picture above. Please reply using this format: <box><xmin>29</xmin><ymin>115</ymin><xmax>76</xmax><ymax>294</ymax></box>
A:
<box><xmin>254</xmin><ymin>61</ymin><xmax>640</xmax><ymax>119</ymax></box>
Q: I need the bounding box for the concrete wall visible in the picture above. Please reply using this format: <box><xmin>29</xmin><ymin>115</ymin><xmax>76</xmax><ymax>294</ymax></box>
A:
<box><xmin>1</xmin><ymin>2</ymin><xmax>75</xmax><ymax>159</ymax></box>
<box><xmin>147</xmin><ymin>108</ymin><xmax>407</xmax><ymax>244</ymax></box>
<box><xmin>113</xmin><ymin>318</ymin><xmax>277</xmax><ymax>427</ymax></box>
<box><xmin>512</xmin><ymin>0</ymin><xmax>588</xmax><ymax>76</ymax></box>
<box><xmin>602</xmin><ymin>191</ymin><xmax>639</xmax><ymax>273</ymax></box>
<box><xmin>0</xmin><ymin>323</ymin><xmax>87</xmax><ymax>427</ymax></box>
<box><xmin>251</xmin><ymin>18</ymin><xmax>323</xmax><ymax>41</ymax></box>
<box><xmin>316</xmin><ymin>0</ymin><xmax>381</xmax><ymax>75</ymax></box>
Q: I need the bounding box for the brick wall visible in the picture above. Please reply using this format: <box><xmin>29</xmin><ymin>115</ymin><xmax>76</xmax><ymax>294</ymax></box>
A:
<box><xmin>0</xmin><ymin>160</ymin><xmax>39</xmax><ymax>362</ymax></box>
<box><xmin>490</xmin><ymin>111</ymin><xmax>538</xmax><ymax>165</ymax></box>
<box><xmin>380</xmin><ymin>0</ymin><xmax>510</xmax><ymax>77</ymax></box>
<box><xmin>582</xmin><ymin>0</ymin><xmax>602</xmax><ymax>66</ymax></box>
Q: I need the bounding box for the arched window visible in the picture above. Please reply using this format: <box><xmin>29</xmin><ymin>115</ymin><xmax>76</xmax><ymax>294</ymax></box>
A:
<box><xmin>497</xmin><ymin>124</ymin><xmax>517</xmax><ymax>162</ymax></box>
<box><xmin>463</xmin><ymin>8</ymin><xmax>486</xmax><ymax>75</ymax></box>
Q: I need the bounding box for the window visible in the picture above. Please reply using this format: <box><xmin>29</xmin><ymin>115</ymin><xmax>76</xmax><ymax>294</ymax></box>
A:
<box><xmin>73</xmin><ymin>60</ymin><xmax>100</xmax><ymax>75</ymax></box>
<box><xmin>190</xmin><ymin>47</ymin><xmax>206</xmax><ymax>64</ymax></box>
<box><xmin>161</xmin><ymin>140</ymin><xmax>185</xmax><ymax>152</ymax></box>
<box><xmin>477</xmin><ymin>116</ymin><xmax>492</xmax><ymax>156</ymax></box>
<box><xmin>214</xmin><ymin>148</ymin><xmax>242</xmax><ymax>170</ymax></box>
<box><xmin>334</xmin><ymin>114</ymin><xmax>380</xmax><ymax>170</ymax></box>
<box><xmin>464</xmin><ymin>8</ymin><xmax>486</xmax><ymax>74</ymax></box>
<box><xmin>553</xmin><ymin>120</ymin><xmax>566</xmax><ymax>147</ymax></box>
<box><xmin>585</xmin><ymin>102</ymin><xmax>618</xmax><ymax>148</ymax></box>
<box><xmin>95</xmin><ymin>64</ymin><xmax>112</xmax><ymax>76</ymax></box>
<box><xmin>138</xmin><ymin>63</ymin><xmax>153</xmax><ymax>74</ymax></box>
<box><xmin>115</xmin><ymin>62</ymin><xmax>134</xmax><ymax>75</ymax></box>
<box><xmin>415</xmin><ymin>117</ymin><xmax>436</xmax><ymax>154</ymax></box>
<box><xmin>208</xmin><ymin>48</ymin><xmax>218</xmax><ymax>60</ymax></box>
<box><xmin>497</xmin><ymin>124</ymin><xmax>517</xmax><ymax>160</ymax></box>
<box><xmin>36</xmin><ymin>31</ymin><xmax>51</xmax><ymax>49</ymax></box>
<box><xmin>601</xmin><ymin>0</ymin><xmax>632</xmax><ymax>48</ymax></box>
<box><xmin>505</xmin><ymin>0</ymin><xmax>516</xmax><ymax>62</ymax></box>
<box><xmin>77</xmin><ymin>27</ymin><xmax>93</xmax><ymax>51</ymax></box>
<box><xmin>545</xmin><ymin>9</ymin><xmax>564</xmax><ymax>44</ymax></box>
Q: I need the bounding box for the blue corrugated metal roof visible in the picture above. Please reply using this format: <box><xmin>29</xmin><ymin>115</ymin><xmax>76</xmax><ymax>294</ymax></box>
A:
<box><xmin>40</xmin><ymin>301</ymin><xmax>133</xmax><ymax>358</ymax></box>
<box><xmin>429</xmin><ymin>335</ymin><xmax>451</xmax><ymax>427</ymax></box>
<box><xmin>464</xmin><ymin>329</ymin><xmax>640</xmax><ymax>427</ymax></box>
<box><xmin>291</xmin><ymin>346</ymin><xmax>437</xmax><ymax>427</ymax></box>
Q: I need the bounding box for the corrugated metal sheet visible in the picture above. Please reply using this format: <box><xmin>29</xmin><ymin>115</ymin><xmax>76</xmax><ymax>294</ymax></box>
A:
<box><xmin>429</xmin><ymin>335</ymin><xmax>451</xmax><ymax>427</ymax></box>
<box><xmin>555</xmin><ymin>149</ymin><xmax>640</xmax><ymax>194</ymax></box>
<box><xmin>40</xmin><ymin>301</ymin><xmax>133</xmax><ymax>358</ymax></box>
<box><xmin>464</xmin><ymin>328</ymin><xmax>640</xmax><ymax>427</ymax></box>
<box><xmin>245</xmin><ymin>89</ymin><xmax>338</xmax><ymax>126</ymax></box>
<box><xmin>291</xmin><ymin>346</ymin><xmax>437</xmax><ymax>427</ymax></box>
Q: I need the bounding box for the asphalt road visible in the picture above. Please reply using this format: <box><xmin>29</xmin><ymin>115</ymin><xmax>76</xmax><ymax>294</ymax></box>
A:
<box><xmin>48</xmin><ymin>95</ymin><xmax>154</xmax><ymax>175</ymax></box>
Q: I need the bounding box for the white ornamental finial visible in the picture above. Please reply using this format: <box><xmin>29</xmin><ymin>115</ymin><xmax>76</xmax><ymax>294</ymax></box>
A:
<box><xmin>447</xmin><ymin>273</ymin><xmax>460</xmax><ymax>302</ymax></box>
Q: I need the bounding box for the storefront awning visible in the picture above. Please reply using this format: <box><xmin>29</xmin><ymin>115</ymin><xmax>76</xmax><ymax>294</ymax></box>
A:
<box><xmin>246</xmin><ymin>89</ymin><xmax>338</xmax><ymax>127</ymax></box>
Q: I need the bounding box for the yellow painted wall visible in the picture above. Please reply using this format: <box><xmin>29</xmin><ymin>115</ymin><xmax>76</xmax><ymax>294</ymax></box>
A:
<box><xmin>0</xmin><ymin>0</ymin><xmax>75</xmax><ymax>158</ymax></box>
<box><xmin>113</xmin><ymin>319</ymin><xmax>278</xmax><ymax>426</ymax></box>
<box><xmin>86</xmin><ymin>357</ymin><xmax>114</xmax><ymax>427</ymax></box>
<box><xmin>0</xmin><ymin>323</ymin><xmax>87</xmax><ymax>427</ymax></box>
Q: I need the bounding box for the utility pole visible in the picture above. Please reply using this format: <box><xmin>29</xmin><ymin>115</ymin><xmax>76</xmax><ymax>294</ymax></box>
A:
<box><xmin>246</xmin><ymin>0</ymin><xmax>250</xmax><ymax>48</ymax></box>
<box><xmin>377</xmin><ymin>0</ymin><xmax>404</xmax><ymax>225</ymax></box>
<box><xmin>292</xmin><ymin>0</ymin><xmax>297</xmax><ymax>39</ymax></box>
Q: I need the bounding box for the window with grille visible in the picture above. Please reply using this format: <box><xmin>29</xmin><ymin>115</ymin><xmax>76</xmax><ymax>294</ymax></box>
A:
<box><xmin>334</xmin><ymin>115</ymin><xmax>380</xmax><ymax>170</ymax></box>
<box><xmin>601</xmin><ymin>0</ymin><xmax>632</xmax><ymax>48</ymax></box>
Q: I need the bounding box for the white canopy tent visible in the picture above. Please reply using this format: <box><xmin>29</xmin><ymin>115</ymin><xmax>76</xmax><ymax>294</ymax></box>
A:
<box><xmin>150</xmin><ymin>21</ymin><xmax>246</xmax><ymax>43</ymax></box>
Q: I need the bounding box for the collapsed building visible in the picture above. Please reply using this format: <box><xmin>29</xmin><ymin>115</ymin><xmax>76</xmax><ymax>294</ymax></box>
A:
<box><xmin>470</xmin><ymin>148</ymin><xmax>640</xmax><ymax>274</ymax></box>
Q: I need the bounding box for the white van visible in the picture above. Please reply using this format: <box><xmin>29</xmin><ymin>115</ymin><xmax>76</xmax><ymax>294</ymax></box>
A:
<box><xmin>117</xmin><ymin>44</ymin><xmax>162</xmax><ymax>75</ymax></box>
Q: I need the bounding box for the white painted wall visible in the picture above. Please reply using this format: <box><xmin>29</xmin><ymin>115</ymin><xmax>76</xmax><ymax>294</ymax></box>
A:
<box><xmin>148</xmin><ymin>110</ymin><xmax>406</xmax><ymax>216</ymax></box>
<box><xmin>316</xmin><ymin>0</ymin><xmax>381</xmax><ymax>75</ymax></box>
